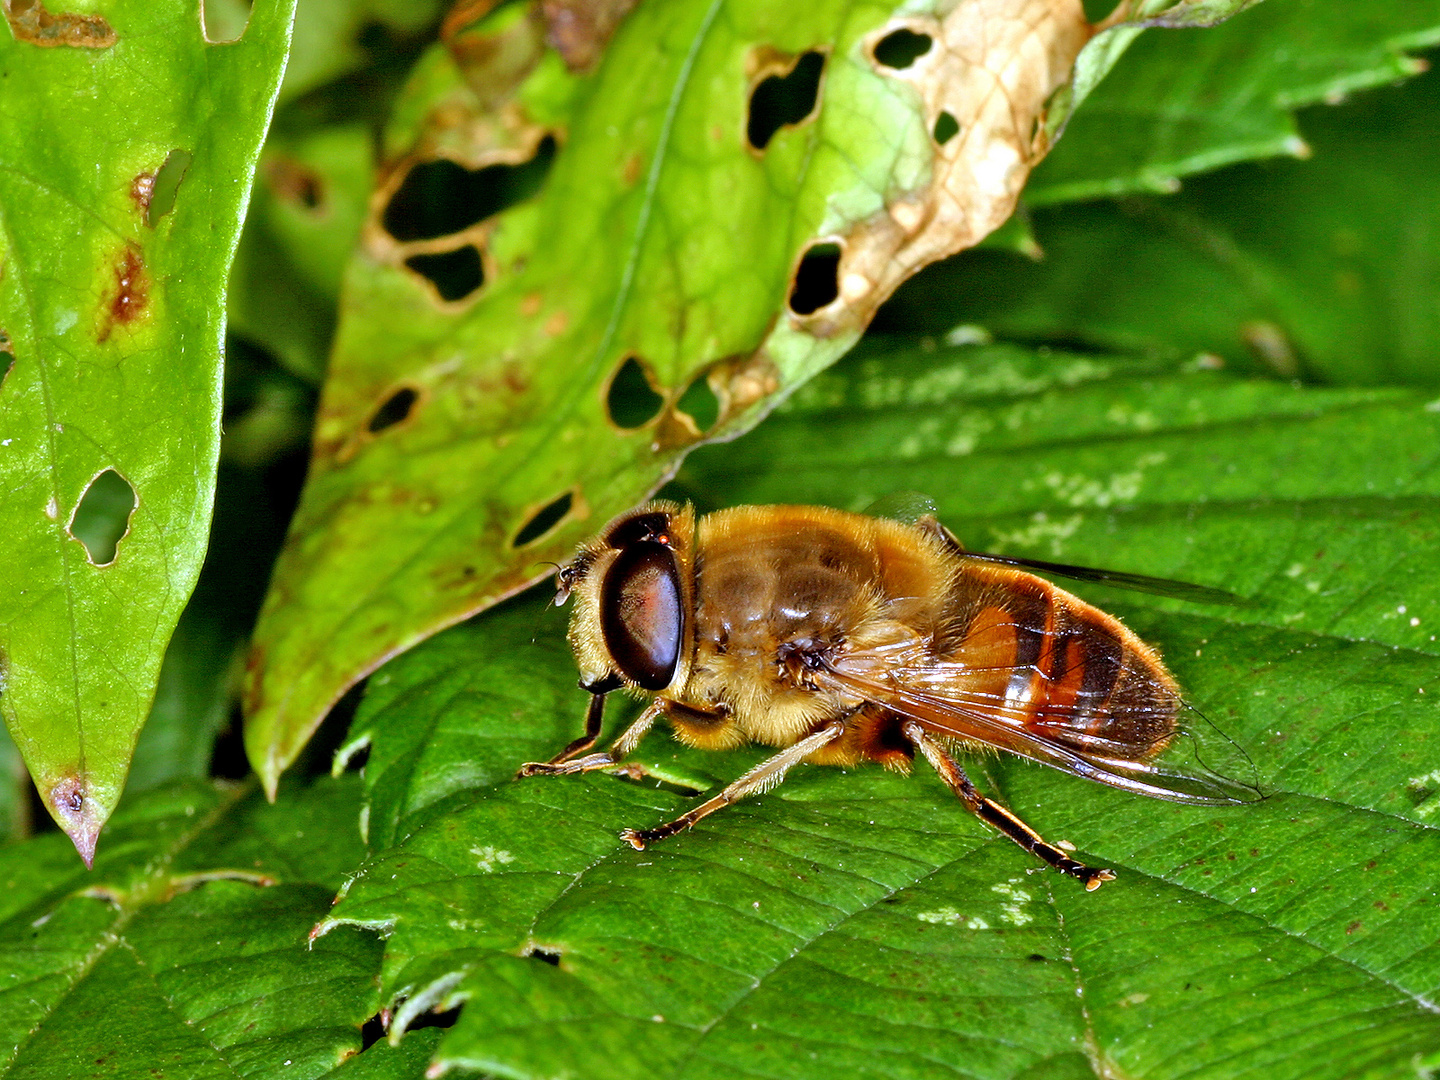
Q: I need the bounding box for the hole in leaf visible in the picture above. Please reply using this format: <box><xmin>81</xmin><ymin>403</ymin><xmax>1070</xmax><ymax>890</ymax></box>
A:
<box><xmin>525</xmin><ymin>947</ymin><xmax>561</xmax><ymax>966</ymax></box>
<box><xmin>383</xmin><ymin>135</ymin><xmax>558</xmax><ymax>243</ymax></box>
<box><xmin>1</xmin><ymin>333</ymin><xmax>12</xmax><ymax>387</ymax></box>
<box><xmin>367</xmin><ymin>386</ymin><xmax>420</xmax><ymax>433</ymax></box>
<box><xmin>513</xmin><ymin>491</ymin><xmax>574</xmax><ymax>548</ymax></box>
<box><xmin>788</xmin><ymin>242</ymin><xmax>841</xmax><ymax>316</ymax></box>
<box><xmin>872</xmin><ymin>28</ymin><xmax>932</xmax><ymax>69</ymax></box>
<box><xmin>1028</xmin><ymin>953</ymin><xmax>1049</xmax><ymax>962</ymax></box>
<box><xmin>676</xmin><ymin>373</ymin><xmax>720</xmax><ymax>432</ymax></box>
<box><xmin>360</xmin><ymin>1013</ymin><xmax>387</xmax><ymax>1050</ymax></box>
<box><xmin>407</xmin><ymin>1005</ymin><xmax>460</xmax><ymax>1031</ymax></box>
<box><xmin>145</xmin><ymin>149</ymin><xmax>192</xmax><ymax>227</ymax></box>
<box><xmin>69</xmin><ymin>468</ymin><xmax>137</xmax><ymax>566</ymax></box>
<box><xmin>933</xmin><ymin>111</ymin><xmax>960</xmax><ymax>146</ymax></box>
<box><xmin>746</xmin><ymin>50</ymin><xmax>825</xmax><ymax>152</ymax></box>
<box><xmin>405</xmin><ymin>247</ymin><xmax>484</xmax><ymax>302</ymax></box>
<box><xmin>606</xmin><ymin>354</ymin><xmax>665</xmax><ymax>429</ymax></box>
<box><xmin>339</xmin><ymin>741</ymin><xmax>371</xmax><ymax>774</ymax></box>
<box><xmin>200</xmin><ymin>0</ymin><xmax>251</xmax><ymax>43</ymax></box>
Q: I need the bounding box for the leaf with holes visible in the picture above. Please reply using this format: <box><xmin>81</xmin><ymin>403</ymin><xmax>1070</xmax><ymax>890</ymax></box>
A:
<box><xmin>318</xmin><ymin>340</ymin><xmax>1440</xmax><ymax>1078</ymax></box>
<box><xmin>0</xmin><ymin>775</ymin><xmax>384</xmax><ymax>1077</ymax></box>
<box><xmin>244</xmin><ymin>0</ymin><xmax>1267</xmax><ymax>795</ymax></box>
<box><xmin>0</xmin><ymin>1</ymin><xmax>295</xmax><ymax>861</ymax></box>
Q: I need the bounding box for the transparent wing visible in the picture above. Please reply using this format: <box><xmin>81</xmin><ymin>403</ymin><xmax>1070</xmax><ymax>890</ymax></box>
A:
<box><xmin>818</xmin><ymin>647</ymin><xmax>1262</xmax><ymax>806</ymax></box>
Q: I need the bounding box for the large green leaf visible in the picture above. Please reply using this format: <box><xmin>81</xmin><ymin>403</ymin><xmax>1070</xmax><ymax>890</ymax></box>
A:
<box><xmin>1032</xmin><ymin>0</ymin><xmax>1440</xmax><ymax>203</ymax></box>
<box><xmin>0</xmin><ymin>776</ymin><xmax>384</xmax><ymax>1078</ymax></box>
<box><xmin>244</xmin><ymin>0</ymin><xmax>1110</xmax><ymax>795</ymax></box>
<box><xmin>319</xmin><ymin>341</ymin><xmax>1440</xmax><ymax>1078</ymax></box>
<box><xmin>0</xmin><ymin>0</ymin><xmax>295</xmax><ymax>860</ymax></box>
<box><xmin>882</xmin><ymin>59</ymin><xmax>1440</xmax><ymax>389</ymax></box>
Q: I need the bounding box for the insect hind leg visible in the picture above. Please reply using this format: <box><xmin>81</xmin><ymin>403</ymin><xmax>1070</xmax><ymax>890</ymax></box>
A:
<box><xmin>902</xmin><ymin>720</ymin><xmax>1115</xmax><ymax>891</ymax></box>
<box><xmin>622</xmin><ymin>720</ymin><xmax>845</xmax><ymax>849</ymax></box>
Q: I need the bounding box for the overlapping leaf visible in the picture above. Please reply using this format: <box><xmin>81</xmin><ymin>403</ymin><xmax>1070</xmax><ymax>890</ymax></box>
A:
<box><xmin>319</xmin><ymin>341</ymin><xmax>1440</xmax><ymax>1078</ymax></box>
<box><xmin>0</xmin><ymin>0</ymin><xmax>295</xmax><ymax>858</ymax></box>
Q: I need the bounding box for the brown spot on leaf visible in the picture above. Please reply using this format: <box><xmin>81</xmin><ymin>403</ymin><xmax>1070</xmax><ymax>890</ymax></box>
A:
<box><xmin>520</xmin><ymin>292</ymin><xmax>543</xmax><ymax>316</ymax></box>
<box><xmin>543</xmin><ymin>310</ymin><xmax>568</xmax><ymax>337</ymax></box>
<box><xmin>652</xmin><ymin>350</ymin><xmax>780</xmax><ymax>451</ymax></box>
<box><xmin>130</xmin><ymin>172</ymin><xmax>156</xmax><ymax>218</ymax></box>
<box><xmin>1345</xmin><ymin>920</ymin><xmax>1362</xmax><ymax>935</ymax></box>
<box><xmin>267</xmin><ymin>155</ymin><xmax>324</xmax><ymax>211</ymax></box>
<box><xmin>542</xmin><ymin>0</ymin><xmax>639</xmax><ymax>71</ymax></box>
<box><xmin>98</xmin><ymin>245</ymin><xmax>148</xmax><ymax>342</ymax></box>
<box><xmin>622</xmin><ymin>152</ymin><xmax>643</xmax><ymax>186</ymax></box>
<box><xmin>5</xmin><ymin>0</ymin><xmax>116</xmax><ymax>47</ymax></box>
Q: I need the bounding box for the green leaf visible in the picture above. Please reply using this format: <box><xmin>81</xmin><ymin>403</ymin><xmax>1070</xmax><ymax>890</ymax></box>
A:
<box><xmin>245</xmin><ymin>0</ymin><xmax>1104</xmax><ymax>795</ymax></box>
<box><xmin>322</xmin><ymin>341</ymin><xmax>1440</xmax><ymax>1078</ymax></box>
<box><xmin>1032</xmin><ymin>0</ymin><xmax>1440</xmax><ymax>203</ymax></box>
<box><xmin>0</xmin><ymin>776</ymin><xmax>380</xmax><ymax>1078</ymax></box>
<box><xmin>881</xmin><ymin>62</ymin><xmax>1440</xmax><ymax>387</ymax></box>
<box><xmin>0</xmin><ymin>0</ymin><xmax>295</xmax><ymax>861</ymax></box>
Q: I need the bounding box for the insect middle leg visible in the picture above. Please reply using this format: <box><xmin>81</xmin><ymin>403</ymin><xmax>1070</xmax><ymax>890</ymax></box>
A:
<box><xmin>902</xmin><ymin>720</ymin><xmax>1116</xmax><ymax>890</ymax></box>
<box><xmin>621</xmin><ymin>719</ymin><xmax>845</xmax><ymax>849</ymax></box>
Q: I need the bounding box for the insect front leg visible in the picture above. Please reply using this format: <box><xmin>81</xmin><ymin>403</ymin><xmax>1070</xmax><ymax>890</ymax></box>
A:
<box><xmin>902</xmin><ymin>720</ymin><xmax>1116</xmax><ymax>891</ymax></box>
<box><xmin>517</xmin><ymin>697</ymin><xmax>663</xmax><ymax>778</ymax></box>
<box><xmin>621</xmin><ymin>719</ymin><xmax>845</xmax><ymax>849</ymax></box>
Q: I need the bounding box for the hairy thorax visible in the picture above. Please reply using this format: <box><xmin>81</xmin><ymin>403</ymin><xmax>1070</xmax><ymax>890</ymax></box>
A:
<box><xmin>675</xmin><ymin>506</ymin><xmax>955</xmax><ymax>746</ymax></box>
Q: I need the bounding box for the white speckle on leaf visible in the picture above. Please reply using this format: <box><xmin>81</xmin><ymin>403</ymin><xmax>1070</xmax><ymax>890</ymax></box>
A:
<box><xmin>917</xmin><ymin>906</ymin><xmax>961</xmax><ymax>925</ymax></box>
<box><xmin>471</xmin><ymin>846</ymin><xmax>515</xmax><ymax>873</ymax></box>
<box><xmin>988</xmin><ymin>511</ymin><xmax>1084</xmax><ymax>558</ymax></box>
<box><xmin>54</xmin><ymin>309</ymin><xmax>77</xmax><ymax>334</ymax></box>
<box><xmin>45</xmin><ymin>496</ymin><xmax>57</xmax><ymax>519</ymax></box>
<box><xmin>1036</xmin><ymin>452</ymin><xmax>1167</xmax><ymax>509</ymax></box>
<box><xmin>992</xmin><ymin>879</ymin><xmax>1033</xmax><ymax>926</ymax></box>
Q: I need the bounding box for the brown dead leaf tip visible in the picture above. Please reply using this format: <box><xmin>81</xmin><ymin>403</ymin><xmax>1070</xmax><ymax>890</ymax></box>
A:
<box><xmin>792</xmin><ymin>1</ymin><xmax>1088</xmax><ymax>338</ymax></box>
<box><xmin>98</xmin><ymin>245</ymin><xmax>148</xmax><ymax>343</ymax></box>
<box><xmin>48</xmin><ymin>775</ymin><xmax>101</xmax><ymax>867</ymax></box>
<box><xmin>6</xmin><ymin>0</ymin><xmax>116</xmax><ymax>47</ymax></box>
<box><xmin>542</xmin><ymin>0</ymin><xmax>639</xmax><ymax>72</ymax></box>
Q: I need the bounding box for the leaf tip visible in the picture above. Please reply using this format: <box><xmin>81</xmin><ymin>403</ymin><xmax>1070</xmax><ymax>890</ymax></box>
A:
<box><xmin>46</xmin><ymin>775</ymin><xmax>103</xmax><ymax>868</ymax></box>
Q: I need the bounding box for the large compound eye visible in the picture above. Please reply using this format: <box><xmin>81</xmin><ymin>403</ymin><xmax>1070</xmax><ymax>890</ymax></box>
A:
<box><xmin>600</xmin><ymin>542</ymin><xmax>683</xmax><ymax>690</ymax></box>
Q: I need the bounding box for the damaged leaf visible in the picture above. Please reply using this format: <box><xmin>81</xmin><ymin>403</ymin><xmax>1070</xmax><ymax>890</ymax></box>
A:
<box><xmin>318</xmin><ymin>341</ymin><xmax>1440</xmax><ymax>1080</ymax></box>
<box><xmin>245</xmin><ymin>0</ymin><xmax>1126</xmax><ymax>794</ymax></box>
<box><xmin>0</xmin><ymin>0</ymin><xmax>295</xmax><ymax>861</ymax></box>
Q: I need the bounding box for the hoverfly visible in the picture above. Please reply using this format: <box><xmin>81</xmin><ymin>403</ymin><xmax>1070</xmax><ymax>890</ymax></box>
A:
<box><xmin>519</xmin><ymin>501</ymin><xmax>1258</xmax><ymax>889</ymax></box>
